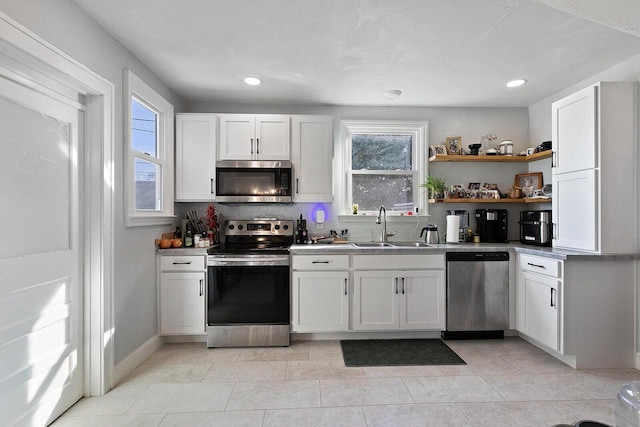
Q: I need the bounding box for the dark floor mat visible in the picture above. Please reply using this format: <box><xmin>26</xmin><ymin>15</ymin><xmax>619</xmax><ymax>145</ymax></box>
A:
<box><xmin>340</xmin><ymin>339</ymin><xmax>466</xmax><ymax>367</ymax></box>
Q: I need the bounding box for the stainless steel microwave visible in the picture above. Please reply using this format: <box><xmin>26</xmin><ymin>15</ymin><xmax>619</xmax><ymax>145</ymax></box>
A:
<box><xmin>215</xmin><ymin>160</ymin><xmax>293</xmax><ymax>203</ymax></box>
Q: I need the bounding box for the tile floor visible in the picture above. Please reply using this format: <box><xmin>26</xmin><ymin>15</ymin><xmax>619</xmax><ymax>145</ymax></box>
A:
<box><xmin>52</xmin><ymin>337</ymin><xmax>639</xmax><ymax>426</ymax></box>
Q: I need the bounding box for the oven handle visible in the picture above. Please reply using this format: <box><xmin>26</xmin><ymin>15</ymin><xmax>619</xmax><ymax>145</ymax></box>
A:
<box><xmin>208</xmin><ymin>257</ymin><xmax>290</xmax><ymax>267</ymax></box>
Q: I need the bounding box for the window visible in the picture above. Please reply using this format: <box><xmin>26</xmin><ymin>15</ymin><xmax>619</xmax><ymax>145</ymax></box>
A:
<box><xmin>125</xmin><ymin>70</ymin><xmax>175</xmax><ymax>226</ymax></box>
<box><xmin>342</xmin><ymin>120</ymin><xmax>428</xmax><ymax>215</ymax></box>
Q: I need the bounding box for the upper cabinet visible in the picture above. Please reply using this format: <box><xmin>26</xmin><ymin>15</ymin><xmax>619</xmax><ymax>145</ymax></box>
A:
<box><xmin>291</xmin><ymin>115</ymin><xmax>333</xmax><ymax>202</ymax></box>
<box><xmin>175</xmin><ymin>114</ymin><xmax>216</xmax><ymax>202</ymax></box>
<box><xmin>552</xmin><ymin>82</ymin><xmax>637</xmax><ymax>253</ymax></box>
<box><xmin>218</xmin><ymin>114</ymin><xmax>290</xmax><ymax>160</ymax></box>
<box><xmin>552</xmin><ymin>85</ymin><xmax>597</xmax><ymax>174</ymax></box>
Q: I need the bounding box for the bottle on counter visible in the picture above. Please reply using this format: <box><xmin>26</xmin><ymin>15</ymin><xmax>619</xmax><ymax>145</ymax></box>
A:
<box><xmin>185</xmin><ymin>226</ymin><xmax>193</xmax><ymax>247</ymax></box>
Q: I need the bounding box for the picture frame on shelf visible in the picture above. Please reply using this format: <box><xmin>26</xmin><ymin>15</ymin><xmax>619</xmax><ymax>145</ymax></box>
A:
<box><xmin>446</xmin><ymin>136</ymin><xmax>461</xmax><ymax>155</ymax></box>
<box><xmin>468</xmin><ymin>182</ymin><xmax>480</xmax><ymax>190</ymax></box>
<box><xmin>431</xmin><ymin>144</ymin><xmax>447</xmax><ymax>155</ymax></box>
<box><xmin>515</xmin><ymin>172</ymin><xmax>543</xmax><ymax>197</ymax></box>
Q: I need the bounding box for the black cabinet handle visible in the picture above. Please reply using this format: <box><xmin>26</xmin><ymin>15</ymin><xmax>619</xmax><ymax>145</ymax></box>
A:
<box><xmin>256</xmin><ymin>138</ymin><xmax>259</xmax><ymax>154</ymax></box>
<box><xmin>395</xmin><ymin>277</ymin><xmax>399</xmax><ymax>294</ymax></box>
<box><xmin>250</xmin><ymin>138</ymin><xmax>254</xmax><ymax>154</ymax></box>
<box><xmin>210</xmin><ymin>178</ymin><xmax>215</xmax><ymax>194</ymax></box>
<box><xmin>401</xmin><ymin>277</ymin><xmax>405</xmax><ymax>294</ymax></box>
<box><xmin>550</xmin><ymin>288</ymin><xmax>555</xmax><ymax>307</ymax></box>
<box><xmin>172</xmin><ymin>261</ymin><xmax>192</xmax><ymax>265</ymax></box>
<box><xmin>552</xmin><ymin>151</ymin><xmax>556</xmax><ymax>168</ymax></box>
<box><xmin>199</xmin><ymin>279</ymin><xmax>204</xmax><ymax>296</ymax></box>
<box><xmin>312</xmin><ymin>261</ymin><xmax>330</xmax><ymax>264</ymax></box>
<box><xmin>344</xmin><ymin>278</ymin><xmax>348</xmax><ymax>296</ymax></box>
<box><xmin>527</xmin><ymin>262</ymin><xmax>545</xmax><ymax>269</ymax></box>
<box><xmin>296</xmin><ymin>178</ymin><xmax>299</xmax><ymax>194</ymax></box>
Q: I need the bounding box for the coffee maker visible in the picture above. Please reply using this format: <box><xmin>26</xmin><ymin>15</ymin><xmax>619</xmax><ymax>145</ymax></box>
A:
<box><xmin>475</xmin><ymin>209</ymin><xmax>508</xmax><ymax>243</ymax></box>
<box><xmin>446</xmin><ymin>209</ymin><xmax>469</xmax><ymax>242</ymax></box>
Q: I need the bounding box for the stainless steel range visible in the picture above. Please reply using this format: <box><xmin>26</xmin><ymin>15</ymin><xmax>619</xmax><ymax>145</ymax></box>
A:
<box><xmin>206</xmin><ymin>219</ymin><xmax>293</xmax><ymax>348</ymax></box>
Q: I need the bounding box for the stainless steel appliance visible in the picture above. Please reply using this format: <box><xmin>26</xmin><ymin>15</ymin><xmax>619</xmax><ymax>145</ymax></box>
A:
<box><xmin>207</xmin><ymin>219</ymin><xmax>294</xmax><ymax>347</ymax></box>
<box><xmin>420</xmin><ymin>224</ymin><xmax>439</xmax><ymax>244</ymax></box>
<box><xmin>519</xmin><ymin>210</ymin><xmax>552</xmax><ymax>246</ymax></box>
<box><xmin>443</xmin><ymin>252</ymin><xmax>509</xmax><ymax>339</ymax></box>
<box><xmin>446</xmin><ymin>209</ymin><xmax>469</xmax><ymax>242</ymax></box>
<box><xmin>215</xmin><ymin>160</ymin><xmax>292</xmax><ymax>203</ymax></box>
<box><xmin>475</xmin><ymin>209</ymin><xmax>508</xmax><ymax>242</ymax></box>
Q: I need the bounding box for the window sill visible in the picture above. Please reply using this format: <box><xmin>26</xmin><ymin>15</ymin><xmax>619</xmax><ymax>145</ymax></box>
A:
<box><xmin>339</xmin><ymin>214</ymin><xmax>429</xmax><ymax>223</ymax></box>
<box><xmin>126</xmin><ymin>215</ymin><xmax>176</xmax><ymax>227</ymax></box>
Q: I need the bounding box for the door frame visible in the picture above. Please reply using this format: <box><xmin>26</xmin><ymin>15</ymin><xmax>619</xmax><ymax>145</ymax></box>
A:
<box><xmin>0</xmin><ymin>13</ymin><xmax>115</xmax><ymax>395</ymax></box>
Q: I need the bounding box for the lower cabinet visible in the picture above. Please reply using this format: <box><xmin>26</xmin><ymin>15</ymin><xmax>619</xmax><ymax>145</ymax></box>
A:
<box><xmin>159</xmin><ymin>255</ymin><xmax>206</xmax><ymax>335</ymax></box>
<box><xmin>516</xmin><ymin>254</ymin><xmax>562</xmax><ymax>351</ymax></box>
<box><xmin>291</xmin><ymin>271</ymin><xmax>349</xmax><ymax>332</ymax></box>
<box><xmin>352</xmin><ymin>269</ymin><xmax>445</xmax><ymax>331</ymax></box>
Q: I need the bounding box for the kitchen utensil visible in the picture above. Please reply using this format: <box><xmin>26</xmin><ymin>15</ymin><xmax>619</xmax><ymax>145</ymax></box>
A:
<box><xmin>499</xmin><ymin>140</ymin><xmax>513</xmax><ymax>155</ymax></box>
<box><xmin>420</xmin><ymin>224</ymin><xmax>439</xmax><ymax>244</ymax></box>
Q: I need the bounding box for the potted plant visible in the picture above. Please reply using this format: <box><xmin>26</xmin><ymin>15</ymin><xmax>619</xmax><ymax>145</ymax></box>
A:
<box><xmin>422</xmin><ymin>175</ymin><xmax>447</xmax><ymax>199</ymax></box>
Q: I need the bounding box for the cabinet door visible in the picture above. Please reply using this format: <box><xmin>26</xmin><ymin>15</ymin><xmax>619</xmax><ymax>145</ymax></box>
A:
<box><xmin>255</xmin><ymin>115</ymin><xmax>290</xmax><ymax>160</ymax></box>
<box><xmin>291</xmin><ymin>271</ymin><xmax>349</xmax><ymax>332</ymax></box>
<box><xmin>352</xmin><ymin>271</ymin><xmax>398</xmax><ymax>330</ymax></box>
<box><xmin>160</xmin><ymin>272</ymin><xmax>206</xmax><ymax>335</ymax></box>
<box><xmin>175</xmin><ymin>114</ymin><xmax>216</xmax><ymax>201</ymax></box>
<box><xmin>218</xmin><ymin>114</ymin><xmax>255</xmax><ymax>160</ymax></box>
<box><xmin>552</xmin><ymin>85</ymin><xmax>597</xmax><ymax>174</ymax></box>
<box><xmin>399</xmin><ymin>270</ymin><xmax>445</xmax><ymax>330</ymax></box>
<box><xmin>552</xmin><ymin>168</ymin><xmax>597</xmax><ymax>251</ymax></box>
<box><xmin>291</xmin><ymin>115</ymin><xmax>333</xmax><ymax>202</ymax></box>
<box><xmin>519</xmin><ymin>271</ymin><xmax>560</xmax><ymax>351</ymax></box>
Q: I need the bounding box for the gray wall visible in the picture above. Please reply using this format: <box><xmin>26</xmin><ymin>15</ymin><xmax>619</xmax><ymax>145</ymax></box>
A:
<box><xmin>0</xmin><ymin>0</ymin><xmax>185</xmax><ymax>364</ymax></box>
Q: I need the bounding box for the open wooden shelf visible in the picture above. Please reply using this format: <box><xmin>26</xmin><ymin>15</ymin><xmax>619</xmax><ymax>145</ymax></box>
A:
<box><xmin>429</xmin><ymin>150</ymin><xmax>551</xmax><ymax>163</ymax></box>
<box><xmin>428</xmin><ymin>197</ymin><xmax>552</xmax><ymax>204</ymax></box>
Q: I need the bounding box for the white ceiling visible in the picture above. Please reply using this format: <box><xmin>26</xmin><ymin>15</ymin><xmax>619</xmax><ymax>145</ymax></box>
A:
<box><xmin>73</xmin><ymin>0</ymin><xmax>640</xmax><ymax>107</ymax></box>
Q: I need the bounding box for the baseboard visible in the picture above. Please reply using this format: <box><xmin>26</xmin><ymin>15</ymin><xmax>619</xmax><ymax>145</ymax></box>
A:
<box><xmin>112</xmin><ymin>334</ymin><xmax>164</xmax><ymax>386</ymax></box>
<box><xmin>164</xmin><ymin>334</ymin><xmax>207</xmax><ymax>343</ymax></box>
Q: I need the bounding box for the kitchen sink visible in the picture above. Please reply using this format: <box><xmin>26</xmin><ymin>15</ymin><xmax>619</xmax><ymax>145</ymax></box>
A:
<box><xmin>352</xmin><ymin>242</ymin><xmax>394</xmax><ymax>247</ymax></box>
<box><xmin>389</xmin><ymin>241</ymin><xmax>435</xmax><ymax>248</ymax></box>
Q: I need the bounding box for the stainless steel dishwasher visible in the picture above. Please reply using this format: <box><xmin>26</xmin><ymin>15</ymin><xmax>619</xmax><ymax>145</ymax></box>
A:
<box><xmin>442</xmin><ymin>252</ymin><xmax>509</xmax><ymax>339</ymax></box>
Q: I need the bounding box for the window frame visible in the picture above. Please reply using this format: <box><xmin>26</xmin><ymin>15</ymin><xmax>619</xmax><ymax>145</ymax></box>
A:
<box><xmin>341</xmin><ymin>120</ymin><xmax>429</xmax><ymax>217</ymax></box>
<box><xmin>124</xmin><ymin>70</ymin><xmax>175</xmax><ymax>226</ymax></box>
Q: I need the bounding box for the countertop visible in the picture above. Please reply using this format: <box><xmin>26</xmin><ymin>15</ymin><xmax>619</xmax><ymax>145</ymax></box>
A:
<box><xmin>289</xmin><ymin>241</ymin><xmax>640</xmax><ymax>261</ymax></box>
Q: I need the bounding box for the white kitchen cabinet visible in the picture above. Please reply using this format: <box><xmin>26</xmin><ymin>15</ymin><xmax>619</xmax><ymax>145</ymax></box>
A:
<box><xmin>291</xmin><ymin>115</ymin><xmax>333</xmax><ymax>202</ymax></box>
<box><xmin>290</xmin><ymin>254</ymin><xmax>349</xmax><ymax>332</ymax></box>
<box><xmin>175</xmin><ymin>114</ymin><xmax>216</xmax><ymax>201</ymax></box>
<box><xmin>291</xmin><ymin>271</ymin><xmax>349</xmax><ymax>332</ymax></box>
<box><xmin>159</xmin><ymin>255</ymin><xmax>206</xmax><ymax>335</ymax></box>
<box><xmin>516</xmin><ymin>254</ymin><xmax>562</xmax><ymax>352</ymax></box>
<box><xmin>516</xmin><ymin>252</ymin><xmax>635</xmax><ymax>369</ymax></box>
<box><xmin>218</xmin><ymin>114</ymin><xmax>290</xmax><ymax>160</ymax></box>
<box><xmin>352</xmin><ymin>269</ymin><xmax>445</xmax><ymax>331</ymax></box>
<box><xmin>551</xmin><ymin>81</ymin><xmax>636</xmax><ymax>253</ymax></box>
<box><xmin>352</xmin><ymin>254</ymin><xmax>445</xmax><ymax>331</ymax></box>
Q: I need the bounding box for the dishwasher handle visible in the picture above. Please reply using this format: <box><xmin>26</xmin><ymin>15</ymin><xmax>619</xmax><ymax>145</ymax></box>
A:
<box><xmin>446</xmin><ymin>251</ymin><xmax>509</xmax><ymax>262</ymax></box>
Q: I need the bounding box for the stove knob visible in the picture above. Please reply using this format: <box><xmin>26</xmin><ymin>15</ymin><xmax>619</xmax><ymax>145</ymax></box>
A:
<box><xmin>283</xmin><ymin>224</ymin><xmax>289</xmax><ymax>230</ymax></box>
<box><xmin>237</xmin><ymin>224</ymin><xmax>244</xmax><ymax>230</ymax></box>
<box><xmin>275</xmin><ymin>224</ymin><xmax>280</xmax><ymax>230</ymax></box>
<box><xmin>228</xmin><ymin>224</ymin><xmax>235</xmax><ymax>230</ymax></box>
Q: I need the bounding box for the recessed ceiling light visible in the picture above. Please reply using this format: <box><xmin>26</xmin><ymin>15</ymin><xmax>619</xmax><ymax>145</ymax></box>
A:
<box><xmin>244</xmin><ymin>76</ymin><xmax>262</xmax><ymax>86</ymax></box>
<box><xmin>506</xmin><ymin>79</ymin><xmax>527</xmax><ymax>88</ymax></box>
<box><xmin>384</xmin><ymin>89</ymin><xmax>402</xmax><ymax>99</ymax></box>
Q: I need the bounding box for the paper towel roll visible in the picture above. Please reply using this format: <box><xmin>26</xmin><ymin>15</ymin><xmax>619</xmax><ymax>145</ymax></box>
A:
<box><xmin>446</xmin><ymin>215</ymin><xmax>460</xmax><ymax>243</ymax></box>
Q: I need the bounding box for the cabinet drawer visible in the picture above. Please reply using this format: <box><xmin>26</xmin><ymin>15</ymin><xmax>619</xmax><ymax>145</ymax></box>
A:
<box><xmin>353</xmin><ymin>254</ymin><xmax>444</xmax><ymax>270</ymax></box>
<box><xmin>292</xmin><ymin>254</ymin><xmax>349</xmax><ymax>270</ymax></box>
<box><xmin>519</xmin><ymin>254</ymin><xmax>561</xmax><ymax>278</ymax></box>
<box><xmin>160</xmin><ymin>255</ymin><xmax>205</xmax><ymax>271</ymax></box>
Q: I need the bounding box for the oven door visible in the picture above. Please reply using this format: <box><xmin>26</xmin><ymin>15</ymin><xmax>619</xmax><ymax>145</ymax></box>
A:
<box><xmin>207</xmin><ymin>256</ymin><xmax>290</xmax><ymax>325</ymax></box>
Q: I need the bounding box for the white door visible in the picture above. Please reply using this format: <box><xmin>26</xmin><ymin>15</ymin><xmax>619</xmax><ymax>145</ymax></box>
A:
<box><xmin>291</xmin><ymin>115</ymin><xmax>333</xmax><ymax>202</ymax></box>
<box><xmin>399</xmin><ymin>270</ymin><xmax>446</xmax><ymax>330</ymax></box>
<box><xmin>520</xmin><ymin>272</ymin><xmax>560</xmax><ymax>351</ymax></box>
<box><xmin>175</xmin><ymin>114</ymin><xmax>217</xmax><ymax>201</ymax></box>
<box><xmin>218</xmin><ymin>114</ymin><xmax>254</xmax><ymax>160</ymax></box>
<box><xmin>160</xmin><ymin>272</ymin><xmax>206</xmax><ymax>335</ymax></box>
<box><xmin>0</xmin><ymin>77</ymin><xmax>83</xmax><ymax>426</ymax></box>
<box><xmin>352</xmin><ymin>271</ymin><xmax>398</xmax><ymax>330</ymax></box>
<box><xmin>255</xmin><ymin>115</ymin><xmax>290</xmax><ymax>160</ymax></box>
<box><xmin>291</xmin><ymin>271</ymin><xmax>349</xmax><ymax>332</ymax></box>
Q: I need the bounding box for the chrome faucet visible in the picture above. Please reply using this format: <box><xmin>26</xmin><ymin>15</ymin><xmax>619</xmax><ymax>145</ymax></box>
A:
<box><xmin>376</xmin><ymin>205</ymin><xmax>396</xmax><ymax>243</ymax></box>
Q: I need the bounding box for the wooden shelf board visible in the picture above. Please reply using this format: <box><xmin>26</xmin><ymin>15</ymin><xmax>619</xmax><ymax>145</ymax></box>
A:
<box><xmin>428</xmin><ymin>198</ymin><xmax>552</xmax><ymax>204</ymax></box>
<box><xmin>429</xmin><ymin>150</ymin><xmax>551</xmax><ymax>163</ymax></box>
